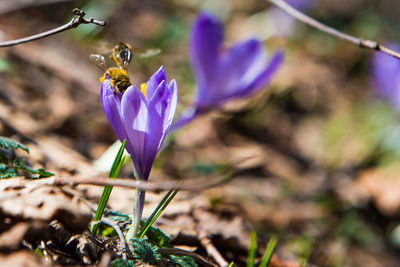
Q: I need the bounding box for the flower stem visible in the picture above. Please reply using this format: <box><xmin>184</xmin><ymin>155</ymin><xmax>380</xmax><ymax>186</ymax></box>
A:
<box><xmin>126</xmin><ymin>180</ymin><xmax>146</xmax><ymax>241</ymax></box>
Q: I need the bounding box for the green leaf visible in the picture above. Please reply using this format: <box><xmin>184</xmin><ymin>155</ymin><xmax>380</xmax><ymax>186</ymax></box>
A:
<box><xmin>0</xmin><ymin>154</ymin><xmax>8</xmax><ymax>164</ymax></box>
<box><xmin>91</xmin><ymin>139</ymin><xmax>127</xmax><ymax>235</ymax></box>
<box><xmin>0</xmin><ymin>163</ymin><xmax>18</xmax><ymax>178</ymax></box>
<box><xmin>247</xmin><ymin>231</ymin><xmax>257</xmax><ymax>267</ymax></box>
<box><xmin>13</xmin><ymin>158</ymin><xmax>54</xmax><ymax>178</ymax></box>
<box><xmin>166</xmin><ymin>255</ymin><xmax>198</xmax><ymax>266</ymax></box>
<box><xmin>35</xmin><ymin>168</ymin><xmax>55</xmax><ymax>178</ymax></box>
<box><xmin>129</xmin><ymin>238</ymin><xmax>161</xmax><ymax>264</ymax></box>
<box><xmin>111</xmin><ymin>258</ymin><xmax>136</xmax><ymax>267</ymax></box>
<box><xmin>0</xmin><ymin>137</ymin><xmax>29</xmax><ymax>153</ymax></box>
<box><xmin>142</xmin><ymin>224</ymin><xmax>171</xmax><ymax>248</ymax></box>
<box><xmin>259</xmin><ymin>237</ymin><xmax>276</xmax><ymax>267</ymax></box>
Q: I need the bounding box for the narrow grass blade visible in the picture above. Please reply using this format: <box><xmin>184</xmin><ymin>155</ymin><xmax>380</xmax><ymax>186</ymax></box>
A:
<box><xmin>139</xmin><ymin>189</ymin><xmax>174</xmax><ymax>236</ymax></box>
<box><xmin>299</xmin><ymin>258</ymin><xmax>307</xmax><ymax>267</ymax></box>
<box><xmin>259</xmin><ymin>237</ymin><xmax>276</xmax><ymax>267</ymax></box>
<box><xmin>138</xmin><ymin>186</ymin><xmax>179</xmax><ymax>238</ymax></box>
<box><xmin>228</xmin><ymin>262</ymin><xmax>235</xmax><ymax>267</ymax></box>
<box><xmin>91</xmin><ymin>139</ymin><xmax>126</xmax><ymax>235</ymax></box>
<box><xmin>247</xmin><ymin>231</ymin><xmax>257</xmax><ymax>267</ymax></box>
<box><xmin>109</xmin><ymin>139</ymin><xmax>127</xmax><ymax>177</ymax></box>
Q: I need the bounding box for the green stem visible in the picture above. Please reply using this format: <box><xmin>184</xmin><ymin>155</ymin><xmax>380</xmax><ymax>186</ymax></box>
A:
<box><xmin>126</xmin><ymin>164</ymin><xmax>146</xmax><ymax>241</ymax></box>
<box><xmin>126</xmin><ymin>186</ymin><xmax>145</xmax><ymax>240</ymax></box>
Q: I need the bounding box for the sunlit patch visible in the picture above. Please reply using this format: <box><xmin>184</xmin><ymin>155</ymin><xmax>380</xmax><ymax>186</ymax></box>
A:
<box><xmin>140</xmin><ymin>83</ymin><xmax>147</xmax><ymax>98</ymax></box>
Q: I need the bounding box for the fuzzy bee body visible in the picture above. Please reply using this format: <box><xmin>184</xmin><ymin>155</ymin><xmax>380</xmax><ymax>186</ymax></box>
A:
<box><xmin>91</xmin><ymin>42</ymin><xmax>160</xmax><ymax>94</ymax></box>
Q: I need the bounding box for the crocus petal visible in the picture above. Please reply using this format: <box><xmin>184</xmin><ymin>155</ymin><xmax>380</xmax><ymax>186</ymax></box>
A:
<box><xmin>146</xmin><ymin>66</ymin><xmax>167</xmax><ymax>99</ymax></box>
<box><xmin>136</xmin><ymin>80</ymin><xmax>171</xmax><ymax>179</ymax></box>
<box><xmin>190</xmin><ymin>12</ymin><xmax>223</xmax><ymax>89</ymax></box>
<box><xmin>165</xmin><ymin>80</ymin><xmax>178</xmax><ymax>131</ymax></box>
<box><xmin>121</xmin><ymin>85</ymin><xmax>149</xmax><ymax>178</ymax></box>
<box><xmin>216</xmin><ymin>39</ymin><xmax>265</xmax><ymax>99</ymax></box>
<box><xmin>234</xmin><ymin>49</ymin><xmax>284</xmax><ymax>98</ymax></box>
<box><xmin>171</xmin><ymin>107</ymin><xmax>198</xmax><ymax>130</ymax></box>
<box><xmin>372</xmin><ymin>44</ymin><xmax>400</xmax><ymax>112</ymax></box>
<box><xmin>101</xmin><ymin>77</ymin><xmax>134</xmax><ymax>153</ymax></box>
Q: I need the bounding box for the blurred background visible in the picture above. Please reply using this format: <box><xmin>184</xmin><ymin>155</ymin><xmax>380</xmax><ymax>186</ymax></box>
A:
<box><xmin>1</xmin><ymin>0</ymin><xmax>400</xmax><ymax>266</ymax></box>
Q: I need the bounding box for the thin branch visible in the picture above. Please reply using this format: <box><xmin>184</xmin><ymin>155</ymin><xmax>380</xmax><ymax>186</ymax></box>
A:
<box><xmin>196</xmin><ymin>228</ymin><xmax>229</xmax><ymax>267</ymax></box>
<box><xmin>0</xmin><ymin>8</ymin><xmax>106</xmax><ymax>47</ymax></box>
<box><xmin>268</xmin><ymin>0</ymin><xmax>400</xmax><ymax>60</ymax></box>
<box><xmin>97</xmin><ymin>218</ymin><xmax>128</xmax><ymax>261</ymax></box>
<box><xmin>1</xmin><ymin>173</ymin><xmax>232</xmax><ymax>192</ymax></box>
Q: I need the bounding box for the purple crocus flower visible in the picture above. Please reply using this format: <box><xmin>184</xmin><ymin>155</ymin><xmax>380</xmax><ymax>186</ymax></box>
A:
<box><xmin>372</xmin><ymin>44</ymin><xmax>400</xmax><ymax>112</ymax></box>
<box><xmin>173</xmin><ymin>12</ymin><xmax>284</xmax><ymax>128</ymax></box>
<box><xmin>101</xmin><ymin>66</ymin><xmax>178</xmax><ymax>180</ymax></box>
<box><xmin>101</xmin><ymin>66</ymin><xmax>177</xmax><ymax>237</ymax></box>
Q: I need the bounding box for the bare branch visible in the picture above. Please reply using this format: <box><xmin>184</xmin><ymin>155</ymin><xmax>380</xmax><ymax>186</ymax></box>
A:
<box><xmin>196</xmin><ymin>228</ymin><xmax>229</xmax><ymax>267</ymax></box>
<box><xmin>97</xmin><ymin>218</ymin><xmax>127</xmax><ymax>261</ymax></box>
<box><xmin>268</xmin><ymin>0</ymin><xmax>400</xmax><ymax>60</ymax></box>
<box><xmin>0</xmin><ymin>8</ymin><xmax>106</xmax><ymax>47</ymax></box>
<box><xmin>2</xmin><ymin>174</ymin><xmax>232</xmax><ymax>192</ymax></box>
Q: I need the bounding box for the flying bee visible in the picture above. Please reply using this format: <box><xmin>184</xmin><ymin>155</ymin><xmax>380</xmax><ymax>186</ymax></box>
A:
<box><xmin>91</xmin><ymin>42</ymin><xmax>161</xmax><ymax>93</ymax></box>
<box><xmin>90</xmin><ymin>54</ymin><xmax>131</xmax><ymax>93</ymax></box>
<box><xmin>111</xmin><ymin>42</ymin><xmax>161</xmax><ymax>69</ymax></box>
<box><xmin>110</xmin><ymin>42</ymin><xmax>133</xmax><ymax>70</ymax></box>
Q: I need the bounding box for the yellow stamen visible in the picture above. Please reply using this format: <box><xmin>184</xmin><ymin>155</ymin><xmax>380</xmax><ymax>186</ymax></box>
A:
<box><xmin>140</xmin><ymin>83</ymin><xmax>147</xmax><ymax>98</ymax></box>
<box><xmin>99</xmin><ymin>73</ymin><xmax>106</xmax><ymax>83</ymax></box>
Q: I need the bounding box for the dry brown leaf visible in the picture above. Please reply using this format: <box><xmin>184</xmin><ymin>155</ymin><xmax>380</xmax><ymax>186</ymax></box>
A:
<box><xmin>0</xmin><ymin>178</ymin><xmax>91</xmax><ymax>232</ymax></box>
<box><xmin>36</xmin><ymin>136</ymin><xmax>99</xmax><ymax>176</ymax></box>
<box><xmin>0</xmin><ymin>250</ymin><xmax>42</xmax><ymax>267</ymax></box>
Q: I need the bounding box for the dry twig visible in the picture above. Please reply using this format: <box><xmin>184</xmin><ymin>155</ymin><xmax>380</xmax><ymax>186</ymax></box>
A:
<box><xmin>268</xmin><ymin>0</ymin><xmax>400</xmax><ymax>60</ymax></box>
<box><xmin>97</xmin><ymin>218</ymin><xmax>127</xmax><ymax>261</ymax></box>
<box><xmin>1</xmin><ymin>174</ymin><xmax>232</xmax><ymax>192</ymax></box>
<box><xmin>196</xmin><ymin>228</ymin><xmax>229</xmax><ymax>267</ymax></box>
<box><xmin>0</xmin><ymin>8</ymin><xmax>106</xmax><ymax>47</ymax></box>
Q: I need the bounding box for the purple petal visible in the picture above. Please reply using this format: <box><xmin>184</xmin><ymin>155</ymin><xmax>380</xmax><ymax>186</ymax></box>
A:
<box><xmin>216</xmin><ymin>39</ymin><xmax>265</xmax><ymax>99</ymax></box>
<box><xmin>190</xmin><ymin>12</ymin><xmax>223</xmax><ymax>91</ymax></box>
<box><xmin>121</xmin><ymin>85</ymin><xmax>149</xmax><ymax>178</ymax></box>
<box><xmin>165</xmin><ymin>80</ymin><xmax>178</xmax><ymax>131</ymax></box>
<box><xmin>233</xmin><ymin>49</ymin><xmax>284</xmax><ymax>98</ymax></box>
<box><xmin>372</xmin><ymin>44</ymin><xmax>400</xmax><ymax>112</ymax></box>
<box><xmin>171</xmin><ymin>107</ymin><xmax>198</xmax><ymax>130</ymax></box>
<box><xmin>146</xmin><ymin>66</ymin><xmax>167</xmax><ymax>99</ymax></box>
<box><xmin>143</xmin><ymin>81</ymin><xmax>169</xmax><ymax>179</ymax></box>
<box><xmin>122</xmin><ymin>86</ymin><xmax>148</xmax><ymax>132</ymax></box>
<box><xmin>148</xmin><ymin>80</ymin><xmax>169</xmax><ymax>144</ymax></box>
<box><xmin>287</xmin><ymin>0</ymin><xmax>313</xmax><ymax>11</ymax></box>
<box><xmin>101</xmin><ymin>77</ymin><xmax>133</xmax><ymax>150</ymax></box>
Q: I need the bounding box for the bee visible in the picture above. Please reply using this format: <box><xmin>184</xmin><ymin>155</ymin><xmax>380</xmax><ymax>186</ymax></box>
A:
<box><xmin>110</xmin><ymin>42</ymin><xmax>133</xmax><ymax>70</ymax></box>
<box><xmin>90</xmin><ymin>53</ymin><xmax>131</xmax><ymax>93</ymax></box>
<box><xmin>91</xmin><ymin>42</ymin><xmax>161</xmax><ymax>94</ymax></box>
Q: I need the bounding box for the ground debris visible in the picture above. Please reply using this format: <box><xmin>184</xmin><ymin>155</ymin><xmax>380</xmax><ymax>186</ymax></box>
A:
<box><xmin>0</xmin><ymin>179</ymin><xmax>92</xmax><ymax>232</ymax></box>
<box><xmin>355</xmin><ymin>164</ymin><xmax>400</xmax><ymax>215</ymax></box>
<box><xmin>0</xmin><ymin>250</ymin><xmax>42</xmax><ymax>267</ymax></box>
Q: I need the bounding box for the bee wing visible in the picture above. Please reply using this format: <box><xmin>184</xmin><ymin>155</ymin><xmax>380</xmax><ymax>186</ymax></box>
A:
<box><xmin>134</xmin><ymin>48</ymin><xmax>161</xmax><ymax>58</ymax></box>
<box><xmin>89</xmin><ymin>54</ymin><xmax>108</xmax><ymax>71</ymax></box>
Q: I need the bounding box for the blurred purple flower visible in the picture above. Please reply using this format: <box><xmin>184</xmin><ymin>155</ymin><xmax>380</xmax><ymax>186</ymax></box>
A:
<box><xmin>286</xmin><ymin>0</ymin><xmax>314</xmax><ymax>11</ymax></box>
<box><xmin>101</xmin><ymin>66</ymin><xmax>178</xmax><ymax>180</ymax></box>
<box><xmin>173</xmin><ymin>12</ymin><xmax>284</xmax><ymax>128</ymax></box>
<box><xmin>372</xmin><ymin>44</ymin><xmax>400</xmax><ymax>112</ymax></box>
